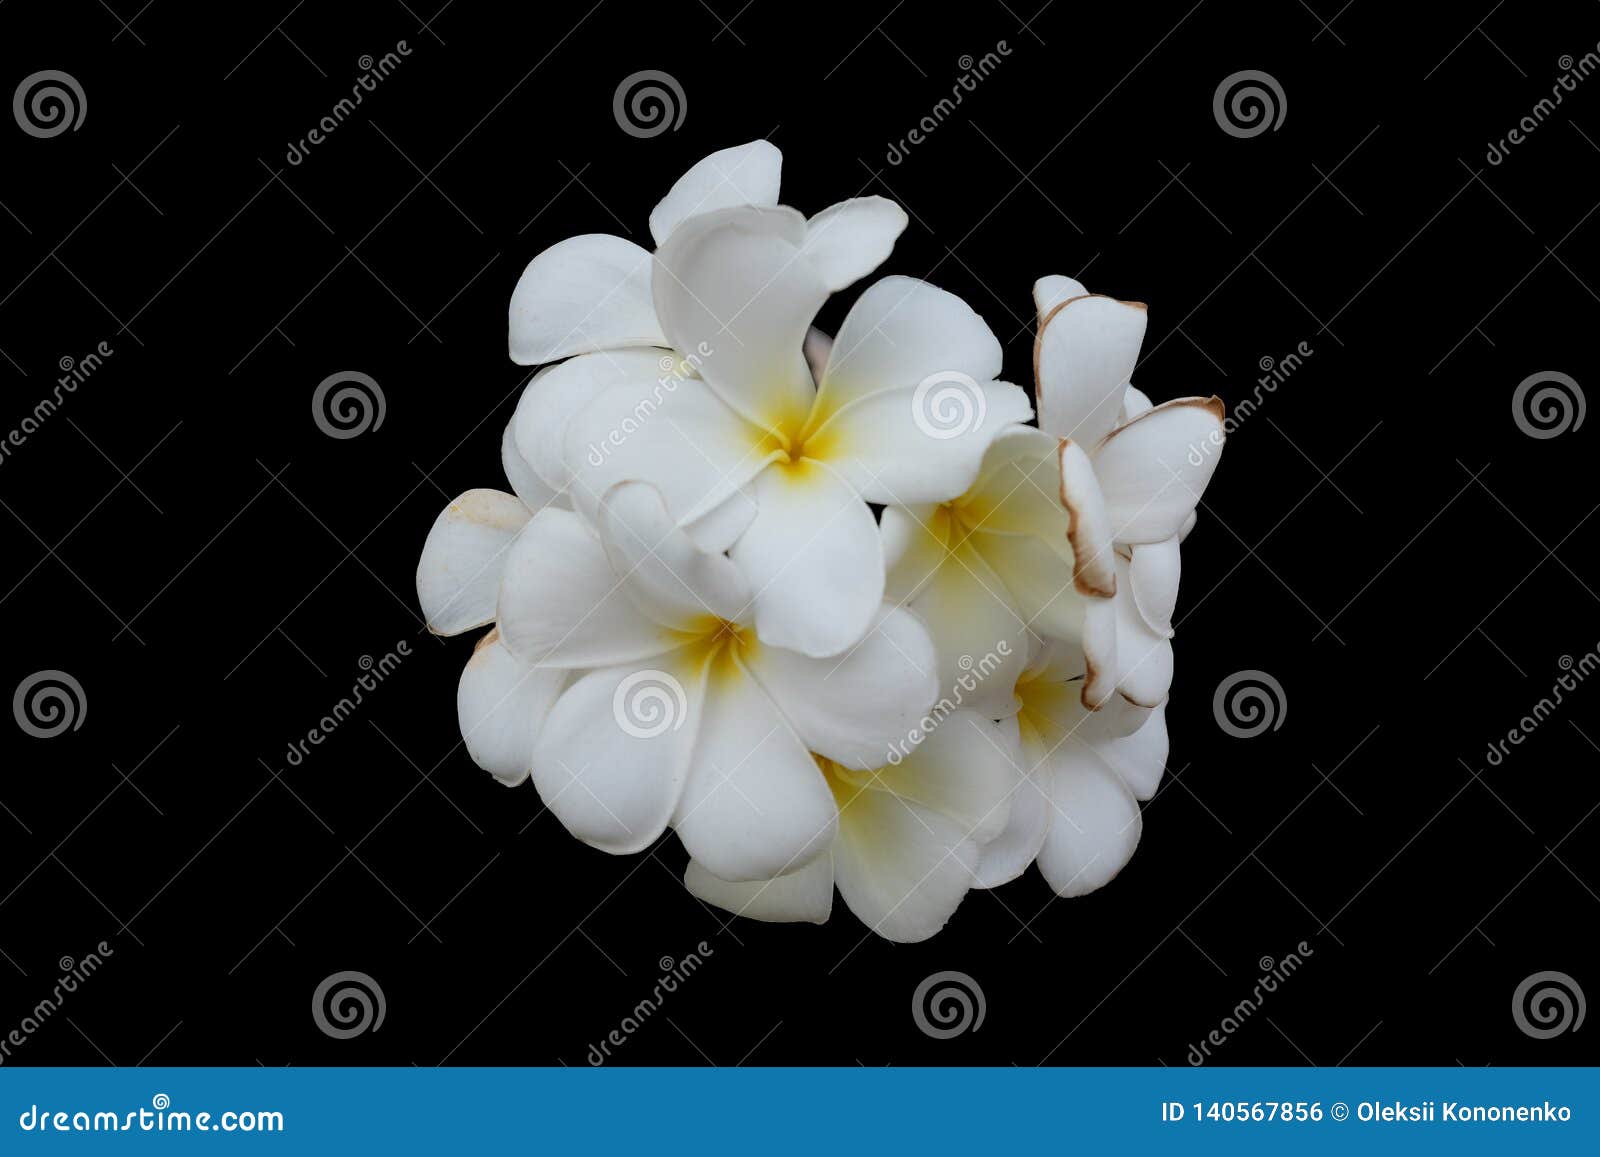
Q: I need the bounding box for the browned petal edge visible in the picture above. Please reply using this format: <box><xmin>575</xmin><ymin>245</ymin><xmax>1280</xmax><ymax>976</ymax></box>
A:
<box><xmin>472</xmin><ymin>626</ymin><xmax>501</xmax><ymax>653</ymax></box>
<box><xmin>1057</xmin><ymin>438</ymin><xmax>1118</xmax><ymax>600</ymax></box>
<box><xmin>1032</xmin><ymin>293</ymin><xmax>1149</xmax><ymax>390</ymax></box>
<box><xmin>1096</xmin><ymin>393</ymin><xmax>1228</xmax><ymax>453</ymax></box>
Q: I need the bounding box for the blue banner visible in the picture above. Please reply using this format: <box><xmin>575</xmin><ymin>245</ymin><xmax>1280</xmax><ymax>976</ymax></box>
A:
<box><xmin>2</xmin><ymin>1068</ymin><xmax>1595</xmax><ymax>1153</ymax></box>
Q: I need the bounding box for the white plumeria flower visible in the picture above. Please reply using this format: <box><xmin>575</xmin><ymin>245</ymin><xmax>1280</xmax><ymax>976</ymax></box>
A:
<box><xmin>880</xmin><ymin>425</ymin><xmax>1118</xmax><ymax>720</ymax></box>
<box><xmin>493</xmin><ymin>480</ymin><xmax>944</xmax><ymax>884</ymax></box>
<box><xmin>506</xmin><ymin>140</ymin><xmax>906</xmax><ymax>367</ymax></box>
<box><xmin>975</xmin><ymin>636</ymin><xmax>1169</xmax><ymax>894</ymax></box>
<box><xmin>563</xmin><ymin>203</ymin><xmax>1033</xmax><ymax>657</ymax></box>
<box><xmin>685</xmin><ymin>709</ymin><xmax>1018</xmax><ymax>942</ymax></box>
<box><xmin>1036</xmin><ymin>274</ymin><xmax>1227</xmax><ymax>708</ymax></box>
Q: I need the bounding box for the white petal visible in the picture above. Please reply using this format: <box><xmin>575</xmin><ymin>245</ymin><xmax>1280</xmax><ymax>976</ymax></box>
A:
<box><xmin>798</xmin><ymin>197</ymin><xmax>907</xmax><ymax>291</ymax></box>
<box><xmin>563</xmin><ymin>373</ymin><xmax>776</xmax><ymax>530</ymax></box>
<box><xmin>1092</xmin><ymin>704</ymin><xmax>1168</xmax><ymax>801</ymax></box>
<box><xmin>1179</xmin><ymin>509</ymin><xmax>1198</xmax><ymax>542</ymax></box>
<box><xmin>417</xmin><ymin>489</ymin><xmax>531</xmax><ymax>636</ymax></box>
<box><xmin>1033</xmin><ymin>274</ymin><xmax>1088</xmax><ymax>320</ymax></box>
<box><xmin>1128</xmin><ymin>535</ymin><xmax>1181</xmax><ymax>637</ymax></box>
<box><xmin>975</xmin><ymin>531</ymin><xmax>1091</xmax><ymax>645</ymax></box>
<box><xmin>817</xmin><ymin>380</ymin><xmax>1034</xmax><ymax>505</ymax></box>
<box><xmin>831</xmin><ymin>776</ymin><xmax>980</xmax><ymax>943</ymax></box>
<box><xmin>744</xmin><ymin>604</ymin><xmax>937</xmax><ymax>770</ymax></box>
<box><xmin>872</xmin><ymin>710</ymin><xmax>1016</xmax><ymax>843</ymax></box>
<box><xmin>1058</xmin><ymin>439</ymin><xmax>1117</xmax><ymax>598</ymax></box>
<box><xmin>684</xmin><ymin>854</ymin><xmax>834</xmax><ymax>925</ymax></box>
<box><xmin>508</xmin><ymin>234</ymin><xmax>665</xmax><ymax>366</ymax></box>
<box><xmin>803</xmin><ymin>327</ymin><xmax>833</xmax><ymax>385</ymax></box>
<box><xmin>1034</xmin><ymin>294</ymin><xmax>1147</xmax><ymax>444</ymax></box>
<box><xmin>496</xmin><ymin>508</ymin><xmax>684</xmax><ymax>667</ymax></box>
<box><xmin>1110</xmin><ymin>558</ymin><xmax>1173</xmax><ymax>707</ymax></box>
<box><xmin>674</xmin><ymin>659</ymin><xmax>836</xmax><ymax>882</ymax></box>
<box><xmin>652</xmin><ymin>204</ymin><xmax>823</xmax><ymax>433</ymax></box>
<box><xmin>730</xmin><ymin>460</ymin><xmax>882</xmax><ymax>658</ymax></box>
<box><xmin>457</xmin><ymin>631</ymin><xmax>567</xmax><ymax>786</ymax></box>
<box><xmin>973</xmin><ymin>717</ymin><xmax>1049</xmax><ymax>888</ymax></box>
<box><xmin>817</xmin><ymin>276</ymin><xmax>1003</xmax><ymax>413</ymax></box>
<box><xmin>501</xmin><ymin>419</ymin><xmax>558</xmax><ymax>511</ymax></box>
<box><xmin>1036</xmin><ymin>747</ymin><xmax>1142</xmax><ymax>897</ymax></box>
<box><xmin>598</xmin><ymin>481</ymin><xmax>752</xmax><ymax>629</ymax></box>
<box><xmin>882</xmin><ymin>507</ymin><xmax>1029</xmax><ymax>720</ymax></box>
<box><xmin>1093</xmin><ymin>396</ymin><xmax>1226</xmax><ymax>544</ymax></box>
<box><xmin>1121</xmin><ymin>384</ymin><xmax>1153</xmax><ymax>421</ymax></box>
<box><xmin>648</xmin><ymin>140</ymin><xmax>783</xmax><ymax>246</ymax></box>
<box><xmin>514</xmin><ymin>348</ymin><xmax>671</xmax><ymax>493</ymax></box>
<box><xmin>531</xmin><ymin>657</ymin><xmax>704</xmax><ymax>853</ymax></box>
<box><xmin>1081</xmin><ymin>592</ymin><xmax>1119</xmax><ymax>710</ymax></box>
<box><xmin>682</xmin><ymin>485</ymin><xmax>758</xmax><ymax>553</ymax></box>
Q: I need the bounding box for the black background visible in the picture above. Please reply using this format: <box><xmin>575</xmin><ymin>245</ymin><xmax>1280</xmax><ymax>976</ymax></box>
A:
<box><xmin>1</xmin><ymin>0</ymin><xmax>1597</xmax><ymax>1067</ymax></box>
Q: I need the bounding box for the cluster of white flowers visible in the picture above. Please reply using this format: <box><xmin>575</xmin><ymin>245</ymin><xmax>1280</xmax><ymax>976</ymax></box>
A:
<box><xmin>416</xmin><ymin>142</ymin><xmax>1226</xmax><ymax>942</ymax></box>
